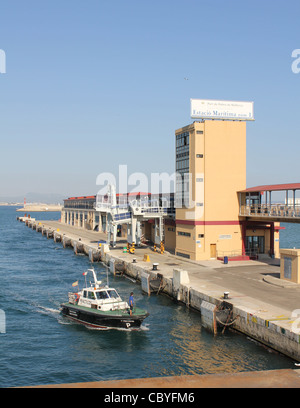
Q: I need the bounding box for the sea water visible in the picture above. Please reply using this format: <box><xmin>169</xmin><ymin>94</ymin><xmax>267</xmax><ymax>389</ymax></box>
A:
<box><xmin>0</xmin><ymin>207</ymin><xmax>295</xmax><ymax>387</ymax></box>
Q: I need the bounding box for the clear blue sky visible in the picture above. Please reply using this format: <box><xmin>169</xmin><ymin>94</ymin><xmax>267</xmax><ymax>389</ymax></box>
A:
<box><xmin>0</xmin><ymin>0</ymin><xmax>299</xmax><ymax>198</ymax></box>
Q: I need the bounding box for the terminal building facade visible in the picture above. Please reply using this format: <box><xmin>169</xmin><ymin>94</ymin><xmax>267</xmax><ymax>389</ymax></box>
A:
<box><xmin>61</xmin><ymin>100</ymin><xmax>282</xmax><ymax>261</ymax></box>
<box><xmin>174</xmin><ymin>120</ymin><xmax>282</xmax><ymax>261</ymax></box>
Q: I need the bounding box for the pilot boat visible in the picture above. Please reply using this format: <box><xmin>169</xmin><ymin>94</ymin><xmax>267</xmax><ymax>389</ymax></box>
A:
<box><xmin>60</xmin><ymin>268</ymin><xmax>149</xmax><ymax>330</ymax></box>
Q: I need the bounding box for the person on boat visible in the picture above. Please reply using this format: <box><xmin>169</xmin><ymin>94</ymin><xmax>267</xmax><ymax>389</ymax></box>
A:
<box><xmin>129</xmin><ymin>292</ymin><xmax>134</xmax><ymax>316</ymax></box>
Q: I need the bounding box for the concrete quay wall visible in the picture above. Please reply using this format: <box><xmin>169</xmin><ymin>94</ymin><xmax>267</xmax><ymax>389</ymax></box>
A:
<box><xmin>20</xmin><ymin>217</ymin><xmax>300</xmax><ymax>362</ymax></box>
<box><xmin>106</xmin><ymin>251</ymin><xmax>300</xmax><ymax>362</ymax></box>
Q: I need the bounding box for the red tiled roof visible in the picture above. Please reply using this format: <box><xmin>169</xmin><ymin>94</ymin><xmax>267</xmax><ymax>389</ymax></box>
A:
<box><xmin>65</xmin><ymin>196</ymin><xmax>96</xmax><ymax>200</ymax></box>
<box><xmin>240</xmin><ymin>183</ymin><xmax>300</xmax><ymax>193</ymax></box>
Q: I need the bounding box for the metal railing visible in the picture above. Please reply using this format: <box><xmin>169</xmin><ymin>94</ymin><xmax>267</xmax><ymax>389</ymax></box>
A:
<box><xmin>240</xmin><ymin>204</ymin><xmax>300</xmax><ymax>218</ymax></box>
<box><xmin>217</xmin><ymin>249</ymin><xmax>259</xmax><ymax>259</ymax></box>
<box><xmin>95</xmin><ymin>197</ymin><xmax>174</xmax><ymax>214</ymax></box>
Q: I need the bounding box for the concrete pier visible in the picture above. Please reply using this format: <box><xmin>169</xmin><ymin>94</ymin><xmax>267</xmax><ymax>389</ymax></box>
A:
<box><xmin>19</xmin><ymin>218</ymin><xmax>300</xmax><ymax>364</ymax></box>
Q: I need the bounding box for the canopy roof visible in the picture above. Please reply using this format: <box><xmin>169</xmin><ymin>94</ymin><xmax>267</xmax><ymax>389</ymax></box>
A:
<box><xmin>240</xmin><ymin>183</ymin><xmax>300</xmax><ymax>193</ymax></box>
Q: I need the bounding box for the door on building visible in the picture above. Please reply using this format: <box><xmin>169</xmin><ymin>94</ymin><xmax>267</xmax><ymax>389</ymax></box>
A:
<box><xmin>210</xmin><ymin>244</ymin><xmax>217</xmax><ymax>258</ymax></box>
<box><xmin>245</xmin><ymin>236</ymin><xmax>265</xmax><ymax>255</ymax></box>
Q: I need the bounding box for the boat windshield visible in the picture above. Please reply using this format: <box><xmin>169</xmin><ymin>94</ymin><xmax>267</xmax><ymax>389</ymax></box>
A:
<box><xmin>95</xmin><ymin>290</ymin><xmax>109</xmax><ymax>300</ymax></box>
<box><xmin>107</xmin><ymin>290</ymin><xmax>120</xmax><ymax>299</ymax></box>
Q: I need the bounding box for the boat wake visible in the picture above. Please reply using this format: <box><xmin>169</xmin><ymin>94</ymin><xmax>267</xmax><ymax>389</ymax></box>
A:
<box><xmin>35</xmin><ymin>304</ymin><xmax>74</xmax><ymax>325</ymax></box>
<box><xmin>35</xmin><ymin>305</ymin><xmax>60</xmax><ymax>316</ymax></box>
<box><xmin>8</xmin><ymin>292</ymin><xmax>63</xmax><ymax>320</ymax></box>
<box><xmin>139</xmin><ymin>323</ymin><xmax>150</xmax><ymax>331</ymax></box>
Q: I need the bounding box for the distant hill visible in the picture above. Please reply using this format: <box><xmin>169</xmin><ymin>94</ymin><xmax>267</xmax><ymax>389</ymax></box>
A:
<box><xmin>0</xmin><ymin>192</ymin><xmax>66</xmax><ymax>204</ymax></box>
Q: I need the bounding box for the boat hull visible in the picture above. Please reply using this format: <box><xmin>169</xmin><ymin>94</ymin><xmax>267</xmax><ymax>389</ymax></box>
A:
<box><xmin>60</xmin><ymin>303</ymin><xmax>149</xmax><ymax>330</ymax></box>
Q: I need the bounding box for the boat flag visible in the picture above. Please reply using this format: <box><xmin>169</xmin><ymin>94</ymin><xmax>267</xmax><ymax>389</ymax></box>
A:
<box><xmin>82</xmin><ymin>271</ymin><xmax>88</xmax><ymax>276</ymax></box>
<box><xmin>72</xmin><ymin>281</ymin><xmax>79</xmax><ymax>287</ymax></box>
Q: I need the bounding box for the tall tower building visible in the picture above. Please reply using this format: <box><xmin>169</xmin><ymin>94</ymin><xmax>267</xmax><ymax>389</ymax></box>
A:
<box><xmin>175</xmin><ymin>120</ymin><xmax>247</xmax><ymax>260</ymax></box>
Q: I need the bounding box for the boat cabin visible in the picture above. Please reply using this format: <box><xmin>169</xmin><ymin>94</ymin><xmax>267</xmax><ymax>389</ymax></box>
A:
<box><xmin>72</xmin><ymin>287</ymin><xmax>129</xmax><ymax>312</ymax></box>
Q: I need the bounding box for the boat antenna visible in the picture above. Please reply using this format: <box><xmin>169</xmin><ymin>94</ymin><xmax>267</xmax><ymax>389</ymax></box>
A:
<box><xmin>106</xmin><ymin>265</ymin><xmax>109</xmax><ymax>287</ymax></box>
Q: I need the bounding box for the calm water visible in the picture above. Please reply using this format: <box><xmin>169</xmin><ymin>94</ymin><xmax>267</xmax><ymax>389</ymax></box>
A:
<box><xmin>0</xmin><ymin>207</ymin><xmax>296</xmax><ymax>387</ymax></box>
<box><xmin>280</xmin><ymin>223</ymin><xmax>300</xmax><ymax>248</ymax></box>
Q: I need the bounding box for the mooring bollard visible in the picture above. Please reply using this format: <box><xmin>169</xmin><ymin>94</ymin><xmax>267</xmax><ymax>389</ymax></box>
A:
<box><xmin>152</xmin><ymin>263</ymin><xmax>159</xmax><ymax>271</ymax></box>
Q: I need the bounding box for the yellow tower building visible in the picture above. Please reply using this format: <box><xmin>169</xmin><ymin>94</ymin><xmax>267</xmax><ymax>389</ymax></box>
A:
<box><xmin>175</xmin><ymin>120</ymin><xmax>247</xmax><ymax>260</ymax></box>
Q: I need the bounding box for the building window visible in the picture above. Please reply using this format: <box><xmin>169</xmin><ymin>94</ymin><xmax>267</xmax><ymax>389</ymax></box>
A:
<box><xmin>176</xmin><ymin>131</ymin><xmax>190</xmax><ymax>208</ymax></box>
<box><xmin>196</xmin><ymin>154</ymin><xmax>203</xmax><ymax>158</ymax></box>
<box><xmin>178</xmin><ymin>231</ymin><xmax>191</xmax><ymax>237</ymax></box>
<box><xmin>176</xmin><ymin>252</ymin><xmax>191</xmax><ymax>259</ymax></box>
<box><xmin>196</xmin><ymin>178</ymin><xmax>204</xmax><ymax>182</ymax></box>
<box><xmin>196</xmin><ymin>131</ymin><xmax>203</xmax><ymax>134</ymax></box>
<box><xmin>198</xmin><ymin>234</ymin><xmax>204</xmax><ymax>238</ymax></box>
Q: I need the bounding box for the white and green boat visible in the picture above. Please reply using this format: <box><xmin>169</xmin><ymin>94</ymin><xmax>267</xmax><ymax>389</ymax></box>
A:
<box><xmin>60</xmin><ymin>269</ymin><xmax>149</xmax><ymax>330</ymax></box>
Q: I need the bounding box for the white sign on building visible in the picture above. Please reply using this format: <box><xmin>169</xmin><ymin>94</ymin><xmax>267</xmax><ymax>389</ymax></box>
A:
<box><xmin>191</xmin><ymin>99</ymin><xmax>254</xmax><ymax>121</ymax></box>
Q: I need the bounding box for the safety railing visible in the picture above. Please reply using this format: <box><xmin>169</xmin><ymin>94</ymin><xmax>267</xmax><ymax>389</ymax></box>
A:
<box><xmin>217</xmin><ymin>249</ymin><xmax>259</xmax><ymax>260</ymax></box>
<box><xmin>95</xmin><ymin>197</ymin><xmax>174</xmax><ymax>215</ymax></box>
<box><xmin>240</xmin><ymin>204</ymin><xmax>300</xmax><ymax>218</ymax></box>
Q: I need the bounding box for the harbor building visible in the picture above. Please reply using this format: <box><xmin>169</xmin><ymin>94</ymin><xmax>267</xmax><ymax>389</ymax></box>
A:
<box><xmin>175</xmin><ymin>120</ymin><xmax>247</xmax><ymax>260</ymax></box>
<box><xmin>62</xmin><ymin>192</ymin><xmax>176</xmax><ymax>252</ymax></box>
<box><xmin>174</xmin><ymin>120</ymin><xmax>282</xmax><ymax>261</ymax></box>
<box><xmin>61</xmin><ymin>99</ymin><xmax>297</xmax><ymax>261</ymax></box>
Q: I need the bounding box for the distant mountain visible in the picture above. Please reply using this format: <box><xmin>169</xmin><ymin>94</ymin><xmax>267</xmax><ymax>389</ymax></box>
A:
<box><xmin>0</xmin><ymin>192</ymin><xmax>66</xmax><ymax>204</ymax></box>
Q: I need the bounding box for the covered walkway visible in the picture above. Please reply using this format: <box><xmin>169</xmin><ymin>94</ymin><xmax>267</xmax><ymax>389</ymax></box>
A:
<box><xmin>239</xmin><ymin>183</ymin><xmax>300</xmax><ymax>223</ymax></box>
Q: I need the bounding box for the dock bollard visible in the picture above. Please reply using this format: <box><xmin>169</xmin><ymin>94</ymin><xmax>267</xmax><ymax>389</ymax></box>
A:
<box><xmin>223</xmin><ymin>292</ymin><xmax>230</xmax><ymax>299</ymax></box>
<box><xmin>152</xmin><ymin>263</ymin><xmax>159</xmax><ymax>271</ymax></box>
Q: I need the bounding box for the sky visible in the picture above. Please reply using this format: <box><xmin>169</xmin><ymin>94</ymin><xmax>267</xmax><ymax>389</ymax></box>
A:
<box><xmin>0</xmin><ymin>0</ymin><xmax>300</xmax><ymax>199</ymax></box>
